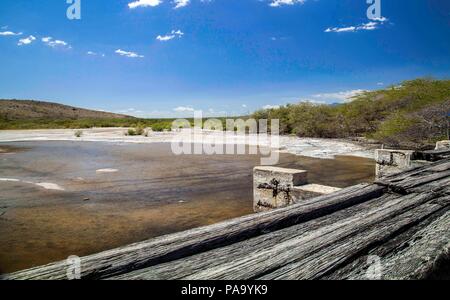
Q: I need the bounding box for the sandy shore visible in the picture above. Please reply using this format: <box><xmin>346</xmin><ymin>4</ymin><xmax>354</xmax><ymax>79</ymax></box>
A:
<box><xmin>0</xmin><ymin>128</ymin><xmax>375</xmax><ymax>159</ymax></box>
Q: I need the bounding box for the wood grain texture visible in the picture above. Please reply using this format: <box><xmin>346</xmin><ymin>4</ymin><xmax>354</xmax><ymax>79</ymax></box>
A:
<box><xmin>323</xmin><ymin>210</ymin><xmax>449</xmax><ymax>280</ymax></box>
<box><xmin>112</xmin><ymin>192</ymin><xmax>448</xmax><ymax>280</ymax></box>
<box><xmin>375</xmin><ymin>159</ymin><xmax>450</xmax><ymax>194</ymax></box>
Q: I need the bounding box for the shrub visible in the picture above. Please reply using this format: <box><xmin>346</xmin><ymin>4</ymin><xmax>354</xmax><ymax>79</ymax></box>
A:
<box><xmin>74</xmin><ymin>130</ymin><xmax>83</xmax><ymax>138</ymax></box>
<box><xmin>127</xmin><ymin>126</ymin><xmax>145</xmax><ymax>136</ymax></box>
<box><xmin>251</xmin><ymin>78</ymin><xmax>450</xmax><ymax>149</ymax></box>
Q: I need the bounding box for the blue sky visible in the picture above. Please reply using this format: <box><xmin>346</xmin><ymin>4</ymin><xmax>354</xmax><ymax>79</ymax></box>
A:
<box><xmin>0</xmin><ymin>0</ymin><xmax>449</xmax><ymax>117</ymax></box>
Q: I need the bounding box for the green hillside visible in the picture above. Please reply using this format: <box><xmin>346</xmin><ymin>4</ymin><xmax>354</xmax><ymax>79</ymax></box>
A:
<box><xmin>252</xmin><ymin>78</ymin><xmax>450</xmax><ymax>149</ymax></box>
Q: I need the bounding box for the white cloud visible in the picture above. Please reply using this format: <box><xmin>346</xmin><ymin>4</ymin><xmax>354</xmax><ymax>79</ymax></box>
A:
<box><xmin>87</xmin><ymin>51</ymin><xmax>105</xmax><ymax>57</ymax></box>
<box><xmin>174</xmin><ymin>0</ymin><xmax>190</xmax><ymax>9</ymax></box>
<box><xmin>128</xmin><ymin>0</ymin><xmax>162</xmax><ymax>9</ymax></box>
<box><xmin>263</xmin><ymin>105</ymin><xmax>280</xmax><ymax>110</ymax></box>
<box><xmin>42</xmin><ymin>37</ymin><xmax>71</xmax><ymax>49</ymax></box>
<box><xmin>157</xmin><ymin>35</ymin><xmax>175</xmax><ymax>41</ymax></box>
<box><xmin>357</xmin><ymin>22</ymin><xmax>378</xmax><ymax>31</ymax></box>
<box><xmin>172</xmin><ymin>29</ymin><xmax>184</xmax><ymax>36</ymax></box>
<box><xmin>325</xmin><ymin>18</ymin><xmax>389</xmax><ymax>33</ymax></box>
<box><xmin>17</xmin><ymin>35</ymin><xmax>36</xmax><ymax>46</ymax></box>
<box><xmin>313</xmin><ymin>89</ymin><xmax>367</xmax><ymax>102</ymax></box>
<box><xmin>115</xmin><ymin>49</ymin><xmax>144</xmax><ymax>58</ymax></box>
<box><xmin>325</xmin><ymin>26</ymin><xmax>356</xmax><ymax>33</ymax></box>
<box><xmin>117</xmin><ymin>108</ymin><xmax>144</xmax><ymax>114</ymax></box>
<box><xmin>156</xmin><ymin>29</ymin><xmax>184</xmax><ymax>42</ymax></box>
<box><xmin>242</xmin><ymin>104</ymin><xmax>247</xmax><ymax>108</ymax></box>
<box><xmin>0</xmin><ymin>31</ymin><xmax>22</xmax><ymax>36</ymax></box>
<box><xmin>371</xmin><ymin>17</ymin><xmax>388</xmax><ymax>22</ymax></box>
<box><xmin>174</xmin><ymin>106</ymin><xmax>195</xmax><ymax>112</ymax></box>
<box><xmin>269</xmin><ymin>0</ymin><xmax>305</xmax><ymax>7</ymax></box>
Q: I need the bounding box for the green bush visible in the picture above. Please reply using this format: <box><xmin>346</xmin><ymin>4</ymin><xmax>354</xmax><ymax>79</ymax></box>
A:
<box><xmin>74</xmin><ymin>130</ymin><xmax>83</xmax><ymax>138</ymax></box>
<box><xmin>252</xmin><ymin>78</ymin><xmax>450</xmax><ymax>149</ymax></box>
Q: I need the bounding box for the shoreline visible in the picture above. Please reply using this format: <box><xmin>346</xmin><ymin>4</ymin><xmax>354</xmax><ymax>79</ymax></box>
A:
<box><xmin>0</xmin><ymin>128</ymin><xmax>375</xmax><ymax>160</ymax></box>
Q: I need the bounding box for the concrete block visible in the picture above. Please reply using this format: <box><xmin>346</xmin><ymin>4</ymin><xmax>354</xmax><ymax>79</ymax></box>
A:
<box><xmin>253</xmin><ymin>166</ymin><xmax>308</xmax><ymax>212</ymax></box>
<box><xmin>435</xmin><ymin>140</ymin><xmax>450</xmax><ymax>150</ymax></box>
<box><xmin>292</xmin><ymin>184</ymin><xmax>342</xmax><ymax>202</ymax></box>
<box><xmin>375</xmin><ymin>149</ymin><xmax>415</xmax><ymax>179</ymax></box>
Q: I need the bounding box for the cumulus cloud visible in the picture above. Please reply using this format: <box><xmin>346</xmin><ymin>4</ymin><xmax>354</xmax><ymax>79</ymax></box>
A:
<box><xmin>115</xmin><ymin>49</ymin><xmax>144</xmax><ymax>58</ymax></box>
<box><xmin>17</xmin><ymin>35</ymin><xmax>36</xmax><ymax>46</ymax></box>
<box><xmin>174</xmin><ymin>106</ymin><xmax>195</xmax><ymax>112</ymax></box>
<box><xmin>128</xmin><ymin>0</ymin><xmax>162</xmax><ymax>9</ymax></box>
<box><xmin>313</xmin><ymin>89</ymin><xmax>367</xmax><ymax>102</ymax></box>
<box><xmin>42</xmin><ymin>37</ymin><xmax>71</xmax><ymax>49</ymax></box>
<box><xmin>156</xmin><ymin>29</ymin><xmax>184</xmax><ymax>42</ymax></box>
<box><xmin>325</xmin><ymin>18</ymin><xmax>388</xmax><ymax>33</ymax></box>
<box><xmin>269</xmin><ymin>0</ymin><xmax>305</xmax><ymax>7</ymax></box>
<box><xmin>0</xmin><ymin>31</ymin><xmax>22</xmax><ymax>36</ymax></box>
<box><xmin>174</xmin><ymin>0</ymin><xmax>190</xmax><ymax>9</ymax></box>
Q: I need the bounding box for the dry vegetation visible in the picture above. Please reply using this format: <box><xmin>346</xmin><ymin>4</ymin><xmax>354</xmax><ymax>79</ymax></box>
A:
<box><xmin>252</xmin><ymin>78</ymin><xmax>450</xmax><ymax>150</ymax></box>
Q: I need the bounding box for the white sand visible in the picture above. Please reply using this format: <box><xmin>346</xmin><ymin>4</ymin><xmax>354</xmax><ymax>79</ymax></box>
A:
<box><xmin>0</xmin><ymin>178</ymin><xmax>65</xmax><ymax>191</ymax></box>
<box><xmin>0</xmin><ymin>128</ymin><xmax>375</xmax><ymax>159</ymax></box>
<box><xmin>96</xmin><ymin>169</ymin><xmax>119</xmax><ymax>173</ymax></box>
<box><xmin>0</xmin><ymin>178</ymin><xmax>20</xmax><ymax>182</ymax></box>
<box><xmin>34</xmin><ymin>182</ymin><xmax>65</xmax><ymax>191</ymax></box>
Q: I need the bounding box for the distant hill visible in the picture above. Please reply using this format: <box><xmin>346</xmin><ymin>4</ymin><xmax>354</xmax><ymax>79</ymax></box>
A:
<box><xmin>0</xmin><ymin>100</ymin><xmax>134</xmax><ymax>121</ymax></box>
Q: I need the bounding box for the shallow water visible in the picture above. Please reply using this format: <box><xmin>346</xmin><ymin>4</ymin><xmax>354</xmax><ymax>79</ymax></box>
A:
<box><xmin>0</xmin><ymin>141</ymin><xmax>374</xmax><ymax>273</ymax></box>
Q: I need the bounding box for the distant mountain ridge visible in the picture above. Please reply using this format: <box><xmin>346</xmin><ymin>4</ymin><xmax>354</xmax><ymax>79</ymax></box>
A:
<box><xmin>0</xmin><ymin>100</ymin><xmax>134</xmax><ymax>120</ymax></box>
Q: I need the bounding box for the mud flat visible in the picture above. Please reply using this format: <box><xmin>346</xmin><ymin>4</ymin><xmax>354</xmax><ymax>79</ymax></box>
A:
<box><xmin>0</xmin><ymin>140</ymin><xmax>375</xmax><ymax>273</ymax></box>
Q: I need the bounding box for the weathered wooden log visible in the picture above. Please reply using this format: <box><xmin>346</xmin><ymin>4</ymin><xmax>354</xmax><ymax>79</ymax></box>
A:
<box><xmin>111</xmin><ymin>193</ymin><xmax>398</xmax><ymax>280</ymax></box>
<box><xmin>323</xmin><ymin>209</ymin><xmax>449</xmax><ymax>280</ymax></box>
<box><xmin>415</xmin><ymin>149</ymin><xmax>450</xmax><ymax>161</ymax></box>
<box><xmin>4</xmin><ymin>183</ymin><xmax>385</xmax><ymax>280</ymax></box>
<box><xmin>258</xmin><ymin>199</ymin><xmax>449</xmax><ymax>280</ymax></box>
<box><xmin>111</xmin><ymin>191</ymin><xmax>447</xmax><ymax>280</ymax></box>
<box><xmin>376</xmin><ymin>160</ymin><xmax>450</xmax><ymax>194</ymax></box>
<box><xmin>178</xmin><ymin>194</ymin><xmax>448</xmax><ymax>280</ymax></box>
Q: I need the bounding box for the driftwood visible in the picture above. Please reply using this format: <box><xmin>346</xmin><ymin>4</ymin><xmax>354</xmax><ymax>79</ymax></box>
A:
<box><xmin>323</xmin><ymin>210</ymin><xmax>449</xmax><ymax>280</ymax></box>
<box><xmin>375</xmin><ymin>159</ymin><xmax>450</xmax><ymax>194</ymax></box>
<box><xmin>112</xmin><ymin>192</ymin><xmax>448</xmax><ymax>280</ymax></box>
<box><xmin>4</xmin><ymin>156</ymin><xmax>449</xmax><ymax>280</ymax></box>
<box><xmin>415</xmin><ymin>149</ymin><xmax>450</xmax><ymax>162</ymax></box>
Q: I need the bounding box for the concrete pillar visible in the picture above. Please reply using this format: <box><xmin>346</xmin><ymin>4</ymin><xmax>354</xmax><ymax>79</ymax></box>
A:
<box><xmin>435</xmin><ymin>140</ymin><xmax>450</xmax><ymax>150</ymax></box>
<box><xmin>292</xmin><ymin>184</ymin><xmax>342</xmax><ymax>202</ymax></box>
<box><xmin>253</xmin><ymin>166</ymin><xmax>307</xmax><ymax>212</ymax></box>
<box><xmin>375</xmin><ymin>149</ymin><xmax>415</xmax><ymax>179</ymax></box>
